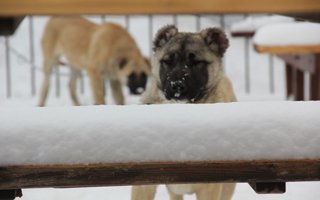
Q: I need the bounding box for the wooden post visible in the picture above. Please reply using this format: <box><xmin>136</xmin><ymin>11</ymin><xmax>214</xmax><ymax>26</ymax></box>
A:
<box><xmin>249</xmin><ymin>182</ymin><xmax>286</xmax><ymax>194</ymax></box>
<box><xmin>293</xmin><ymin>68</ymin><xmax>304</xmax><ymax>100</ymax></box>
<box><xmin>285</xmin><ymin>64</ymin><xmax>293</xmax><ymax>99</ymax></box>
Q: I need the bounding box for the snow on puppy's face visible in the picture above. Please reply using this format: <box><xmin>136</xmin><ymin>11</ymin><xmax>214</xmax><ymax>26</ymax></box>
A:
<box><xmin>152</xmin><ymin>25</ymin><xmax>229</xmax><ymax>102</ymax></box>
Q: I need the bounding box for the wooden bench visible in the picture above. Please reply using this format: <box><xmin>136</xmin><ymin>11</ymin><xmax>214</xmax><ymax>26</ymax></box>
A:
<box><xmin>1</xmin><ymin>159</ymin><xmax>320</xmax><ymax>199</ymax></box>
<box><xmin>0</xmin><ymin>103</ymin><xmax>319</xmax><ymax>199</ymax></box>
<box><xmin>230</xmin><ymin>15</ymin><xmax>295</xmax><ymax>94</ymax></box>
<box><xmin>254</xmin><ymin>26</ymin><xmax>320</xmax><ymax>100</ymax></box>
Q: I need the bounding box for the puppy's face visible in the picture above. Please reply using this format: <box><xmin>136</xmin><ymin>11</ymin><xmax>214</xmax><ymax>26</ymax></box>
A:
<box><xmin>153</xmin><ymin>25</ymin><xmax>229</xmax><ymax>102</ymax></box>
<box><xmin>118</xmin><ymin>56</ymin><xmax>151</xmax><ymax>95</ymax></box>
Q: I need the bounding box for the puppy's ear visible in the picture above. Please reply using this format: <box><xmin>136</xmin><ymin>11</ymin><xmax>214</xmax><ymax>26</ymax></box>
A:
<box><xmin>153</xmin><ymin>25</ymin><xmax>178</xmax><ymax>50</ymax></box>
<box><xmin>200</xmin><ymin>28</ymin><xmax>229</xmax><ymax>57</ymax></box>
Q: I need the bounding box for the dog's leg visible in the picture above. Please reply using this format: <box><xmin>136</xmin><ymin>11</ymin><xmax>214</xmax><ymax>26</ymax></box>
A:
<box><xmin>69</xmin><ymin>67</ymin><xmax>81</xmax><ymax>106</ymax></box>
<box><xmin>219</xmin><ymin>183</ymin><xmax>236</xmax><ymax>200</ymax></box>
<box><xmin>195</xmin><ymin>184</ymin><xmax>222</xmax><ymax>200</ymax></box>
<box><xmin>131</xmin><ymin>185</ymin><xmax>157</xmax><ymax>200</ymax></box>
<box><xmin>87</xmin><ymin>68</ymin><xmax>105</xmax><ymax>105</ymax></box>
<box><xmin>110</xmin><ymin>79</ymin><xmax>124</xmax><ymax>105</ymax></box>
<box><xmin>38</xmin><ymin>59</ymin><xmax>54</xmax><ymax>107</ymax></box>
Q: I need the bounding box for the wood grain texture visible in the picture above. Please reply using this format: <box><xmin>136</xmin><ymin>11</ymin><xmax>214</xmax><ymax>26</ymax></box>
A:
<box><xmin>1</xmin><ymin>159</ymin><xmax>320</xmax><ymax>189</ymax></box>
<box><xmin>0</xmin><ymin>0</ymin><xmax>320</xmax><ymax>16</ymax></box>
<box><xmin>254</xmin><ymin>45</ymin><xmax>320</xmax><ymax>54</ymax></box>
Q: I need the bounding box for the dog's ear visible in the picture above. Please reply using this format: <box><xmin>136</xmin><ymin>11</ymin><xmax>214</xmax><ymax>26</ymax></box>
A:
<box><xmin>153</xmin><ymin>25</ymin><xmax>178</xmax><ymax>50</ymax></box>
<box><xmin>200</xmin><ymin>28</ymin><xmax>229</xmax><ymax>57</ymax></box>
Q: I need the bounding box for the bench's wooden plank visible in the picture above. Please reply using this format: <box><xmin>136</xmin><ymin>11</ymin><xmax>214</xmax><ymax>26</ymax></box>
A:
<box><xmin>255</xmin><ymin>45</ymin><xmax>320</xmax><ymax>54</ymax></box>
<box><xmin>0</xmin><ymin>0</ymin><xmax>320</xmax><ymax>16</ymax></box>
<box><xmin>0</xmin><ymin>159</ymin><xmax>319</xmax><ymax>189</ymax></box>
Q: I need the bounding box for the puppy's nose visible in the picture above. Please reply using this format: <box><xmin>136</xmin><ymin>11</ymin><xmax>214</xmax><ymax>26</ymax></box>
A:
<box><xmin>170</xmin><ymin>81</ymin><xmax>187</xmax><ymax>94</ymax></box>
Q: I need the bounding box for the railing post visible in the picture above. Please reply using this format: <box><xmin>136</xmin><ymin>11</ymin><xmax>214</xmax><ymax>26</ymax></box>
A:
<box><xmin>5</xmin><ymin>36</ymin><xmax>11</xmax><ymax>98</ymax></box>
<box><xmin>29</xmin><ymin>16</ymin><xmax>36</xmax><ymax>96</ymax></box>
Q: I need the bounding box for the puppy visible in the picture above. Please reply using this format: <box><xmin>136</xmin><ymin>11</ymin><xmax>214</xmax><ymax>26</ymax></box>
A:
<box><xmin>132</xmin><ymin>25</ymin><xmax>237</xmax><ymax>200</ymax></box>
<box><xmin>38</xmin><ymin>16</ymin><xmax>150</xmax><ymax>106</ymax></box>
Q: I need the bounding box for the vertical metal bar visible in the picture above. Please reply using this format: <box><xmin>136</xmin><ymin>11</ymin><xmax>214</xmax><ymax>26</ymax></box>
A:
<box><xmin>125</xmin><ymin>15</ymin><xmax>130</xmax><ymax>30</ymax></box>
<box><xmin>196</xmin><ymin>15</ymin><xmax>201</xmax><ymax>31</ymax></box>
<box><xmin>269</xmin><ymin>54</ymin><xmax>275</xmax><ymax>93</ymax></box>
<box><xmin>220</xmin><ymin>14</ymin><xmax>226</xmax><ymax>72</ymax></box>
<box><xmin>148</xmin><ymin>15</ymin><xmax>154</xmax><ymax>57</ymax></box>
<box><xmin>79</xmin><ymin>68</ymin><xmax>85</xmax><ymax>94</ymax></box>
<box><xmin>220</xmin><ymin>14</ymin><xmax>225</xmax><ymax>29</ymax></box>
<box><xmin>173</xmin><ymin>15</ymin><xmax>178</xmax><ymax>27</ymax></box>
<box><xmin>101</xmin><ymin>15</ymin><xmax>106</xmax><ymax>23</ymax></box>
<box><xmin>55</xmin><ymin>67</ymin><xmax>60</xmax><ymax>97</ymax></box>
<box><xmin>243</xmin><ymin>14</ymin><xmax>250</xmax><ymax>94</ymax></box>
<box><xmin>244</xmin><ymin>37</ymin><xmax>250</xmax><ymax>94</ymax></box>
<box><xmin>29</xmin><ymin>16</ymin><xmax>36</xmax><ymax>96</ymax></box>
<box><xmin>5</xmin><ymin>37</ymin><xmax>11</xmax><ymax>98</ymax></box>
<box><xmin>100</xmin><ymin>15</ymin><xmax>107</xmax><ymax>97</ymax></box>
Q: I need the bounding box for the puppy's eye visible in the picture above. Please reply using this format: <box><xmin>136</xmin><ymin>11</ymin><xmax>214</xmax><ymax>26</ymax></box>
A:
<box><xmin>192</xmin><ymin>60</ymin><xmax>209</xmax><ymax>66</ymax></box>
<box><xmin>161</xmin><ymin>59</ymin><xmax>172</xmax><ymax>66</ymax></box>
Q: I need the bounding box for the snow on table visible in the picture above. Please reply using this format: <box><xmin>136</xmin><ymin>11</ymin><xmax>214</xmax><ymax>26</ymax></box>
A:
<box><xmin>253</xmin><ymin>22</ymin><xmax>320</xmax><ymax>46</ymax></box>
<box><xmin>230</xmin><ymin>15</ymin><xmax>293</xmax><ymax>33</ymax></box>
<box><xmin>0</xmin><ymin>101</ymin><xmax>319</xmax><ymax>166</ymax></box>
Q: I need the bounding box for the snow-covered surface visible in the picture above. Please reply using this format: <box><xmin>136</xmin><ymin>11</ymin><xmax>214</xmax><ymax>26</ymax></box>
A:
<box><xmin>254</xmin><ymin>22</ymin><xmax>320</xmax><ymax>46</ymax></box>
<box><xmin>230</xmin><ymin>15</ymin><xmax>293</xmax><ymax>33</ymax></box>
<box><xmin>1</xmin><ymin>101</ymin><xmax>319</xmax><ymax>166</ymax></box>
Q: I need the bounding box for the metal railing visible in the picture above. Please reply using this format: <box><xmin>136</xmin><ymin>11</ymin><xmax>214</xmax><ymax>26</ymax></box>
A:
<box><xmin>0</xmin><ymin>15</ymin><xmax>283</xmax><ymax>101</ymax></box>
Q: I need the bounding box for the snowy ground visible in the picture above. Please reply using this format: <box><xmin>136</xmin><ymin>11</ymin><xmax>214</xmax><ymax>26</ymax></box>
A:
<box><xmin>0</xmin><ymin>15</ymin><xmax>319</xmax><ymax>199</ymax></box>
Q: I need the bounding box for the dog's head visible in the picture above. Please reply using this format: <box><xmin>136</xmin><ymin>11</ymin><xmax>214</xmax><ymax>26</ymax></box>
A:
<box><xmin>117</xmin><ymin>55</ymin><xmax>151</xmax><ymax>95</ymax></box>
<box><xmin>152</xmin><ymin>25</ymin><xmax>229</xmax><ymax>102</ymax></box>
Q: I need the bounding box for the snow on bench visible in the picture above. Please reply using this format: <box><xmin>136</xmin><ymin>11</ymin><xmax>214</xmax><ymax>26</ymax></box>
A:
<box><xmin>253</xmin><ymin>22</ymin><xmax>320</xmax><ymax>101</ymax></box>
<box><xmin>230</xmin><ymin>15</ymin><xmax>293</xmax><ymax>36</ymax></box>
<box><xmin>0</xmin><ymin>102</ymin><xmax>320</xmax><ymax>192</ymax></box>
<box><xmin>253</xmin><ymin>22</ymin><xmax>320</xmax><ymax>53</ymax></box>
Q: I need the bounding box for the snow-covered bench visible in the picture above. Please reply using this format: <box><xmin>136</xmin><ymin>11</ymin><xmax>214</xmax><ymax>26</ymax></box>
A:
<box><xmin>254</xmin><ymin>22</ymin><xmax>320</xmax><ymax>100</ymax></box>
<box><xmin>0</xmin><ymin>102</ymin><xmax>320</xmax><ymax>199</ymax></box>
<box><xmin>230</xmin><ymin>15</ymin><xmax>294</xmax><ymax>93</ymax></box>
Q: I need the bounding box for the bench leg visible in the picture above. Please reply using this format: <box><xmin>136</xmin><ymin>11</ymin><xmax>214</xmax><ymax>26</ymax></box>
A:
<box><xmin>249</xmin><ymin>182</ymin><xmax>286</xmax><ymax>194</ymax></box>
<box><xmin>0</xmin><ymin>189</ymin><xmax>22</xmax><ymax>200</ymax></box>
<box><xmin>293</xmin><ymin>68</ymin><xmax>304</xmax><ymax>101</ymax></box>
<box><xmin>310</xmin><ymin>73</ymin><xmax>320</xmax><ymax>100</ymax></box>
<box><xmin>285</xmin><ymin>64</ymin><xmax>293</xmax><ymax>99</ymax></box>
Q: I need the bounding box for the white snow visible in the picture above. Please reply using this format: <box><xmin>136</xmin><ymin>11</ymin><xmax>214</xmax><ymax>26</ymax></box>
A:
<box><xmin>0</xmin><ymin>101</ymin><xmax>319</xmax><ymax>166</ymax></box>
<box><xmin>230</xmin><ymin>15</ymin><xmax>294</xmax><ymax>33</ymax></box>
<box><xmin>253</xmin><ymin>22</ymin><xmax>320</xmax><ymax>46</ymax></box>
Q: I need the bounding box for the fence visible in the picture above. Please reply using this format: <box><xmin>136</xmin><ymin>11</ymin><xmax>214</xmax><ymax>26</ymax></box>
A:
<box><xmin>0</xmin><ymin>14</ymin><xmax>286</xmax><ymax>103</ymax></box>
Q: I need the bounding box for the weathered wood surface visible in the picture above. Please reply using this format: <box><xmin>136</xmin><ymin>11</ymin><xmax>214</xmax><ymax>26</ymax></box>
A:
<box><xmin>1</xmin><ymin>159</ymin><xmax>319</xmax><ymax>189</ymax></box>
<box><xmin>0</xmin><ymin>0</ymin><xmax>320</xmax><ymax>16</ymax></box>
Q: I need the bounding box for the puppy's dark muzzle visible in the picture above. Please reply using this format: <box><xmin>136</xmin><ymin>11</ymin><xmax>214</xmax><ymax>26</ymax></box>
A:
<box><xmin>170</xmin><ymin>81</ymin><xmax>187</xmax><ymax>94</ymax></box>
<box><xmin>130</xmin><ymin>87</ymin><xmax>145</xmax><ymax>95</ymax></box>
<box><xmin>128</xmin><ymin>72</ymin><xmax>147</xmax><ymax>95</ymax></box>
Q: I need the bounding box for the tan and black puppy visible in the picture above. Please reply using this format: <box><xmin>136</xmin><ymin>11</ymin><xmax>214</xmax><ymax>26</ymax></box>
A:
<box><xmin>38</xmin><ymin>16</ymin><xmax>150</xmax><ymax>106</ymax></box>
<box><xmin>133</xmin><ymin>25</ymin><xmax>237</xmax><ymax>200</ymax></box>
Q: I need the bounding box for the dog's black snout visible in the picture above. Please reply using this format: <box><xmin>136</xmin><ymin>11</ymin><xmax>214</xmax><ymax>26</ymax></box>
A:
<box><xmin>171</xmin><ymin>81</ymin><xmax>187</xmax><ymax>93</ymax></box>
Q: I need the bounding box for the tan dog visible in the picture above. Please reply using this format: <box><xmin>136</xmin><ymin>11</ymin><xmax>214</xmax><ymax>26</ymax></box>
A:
<box><xmin>132</xmin><ymin>25</ymin><xmax>237</xmax><ymax>200</ymax></box>
<box><xmin>38</xmin><ymin>16</ymin><xmax>150</xmax><ymax>106</ymax></box>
